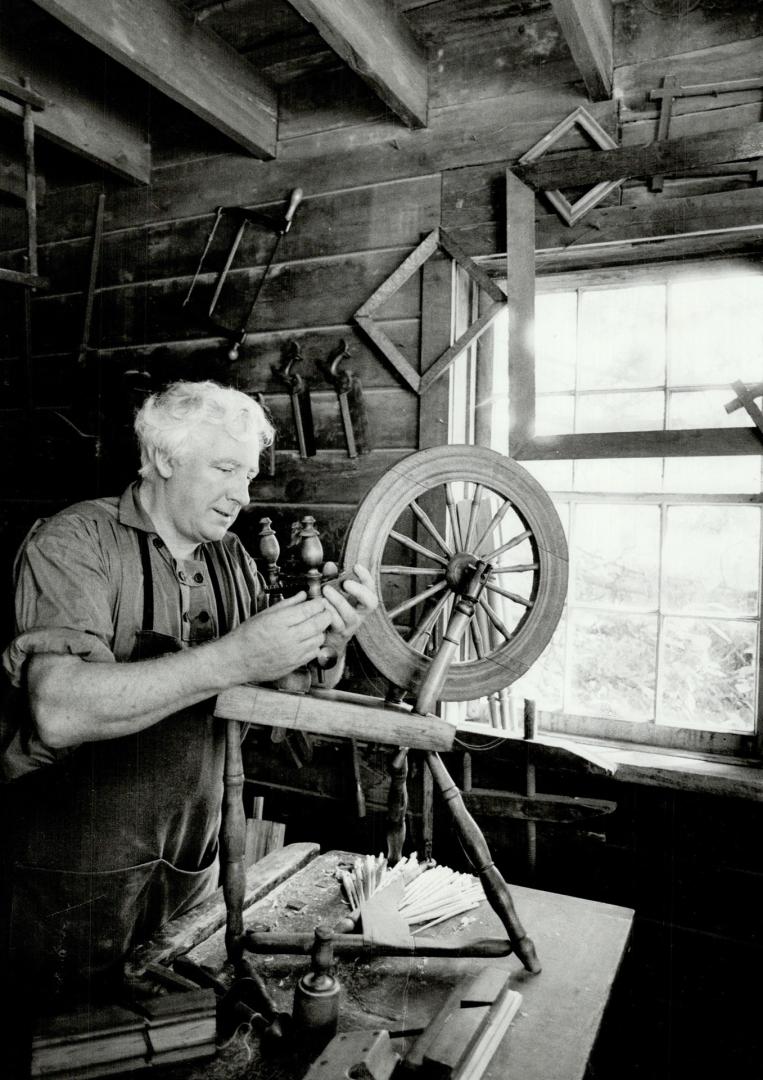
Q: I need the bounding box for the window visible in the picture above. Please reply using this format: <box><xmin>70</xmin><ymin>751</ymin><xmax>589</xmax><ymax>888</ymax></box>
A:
<box><xmin>448</xmin><ymin>259</ymin><xmax>763</xmax><ymax>755</ymax></box>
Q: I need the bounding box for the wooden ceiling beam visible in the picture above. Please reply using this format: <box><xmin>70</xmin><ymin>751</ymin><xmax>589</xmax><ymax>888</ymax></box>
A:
<box><xmin>286</xmin><ymin>0</ymin><xmax>429</xmax><ymax>128</ymax></box>
<box><xmin>0</xmin><ymin>42</ymin><xmax>150</xmax><ymax>184</ymax></box>
<box><xmin>514</xmin><ymin>121</ymin><xmax>763</xmax><ymax>190</ymax></box>
<box><xmin>550</xmin><ymin>0</ymin><xmax>613</xmax><ymax>101</ymax></box>
<box><xmin>31</xmin><ymin>0</ymin><xmax>278</xmax><ymax>158</ymax></box>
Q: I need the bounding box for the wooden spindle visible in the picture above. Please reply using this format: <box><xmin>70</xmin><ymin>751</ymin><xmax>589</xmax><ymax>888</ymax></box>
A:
<box><xmin>298</xmin><ymin>515</ymin><xmax>324</xmax><ymax>599</ymax></box>
<box><xmin>222</xmin><ymin>720</ymin><xmax>247</xmax><ymax>969</ymax></box>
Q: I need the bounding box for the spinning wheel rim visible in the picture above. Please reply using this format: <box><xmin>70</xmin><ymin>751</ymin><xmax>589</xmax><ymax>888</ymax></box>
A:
<box><xmin>343</xmin><ymin>445</ymin><xmax>568</xmax><ymax>702</ymax></box>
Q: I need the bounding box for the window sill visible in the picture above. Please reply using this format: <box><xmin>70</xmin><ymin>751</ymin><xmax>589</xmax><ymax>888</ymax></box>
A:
<box><xmin>456</xmin><ymin>720</ymin><xmax>763</xmax><ymax>800</ymax></box>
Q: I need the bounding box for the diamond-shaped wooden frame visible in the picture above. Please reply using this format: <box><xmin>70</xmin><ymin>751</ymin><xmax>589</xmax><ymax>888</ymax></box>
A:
<box><xmin>353</xmin><ymin>227</ymin><xmax>508</xmax><ymax>396</ymax></box>
<box><xmin>518</xmin><ymin>106</ymin><xmax>625</xmax><ymax>226</ymax></box>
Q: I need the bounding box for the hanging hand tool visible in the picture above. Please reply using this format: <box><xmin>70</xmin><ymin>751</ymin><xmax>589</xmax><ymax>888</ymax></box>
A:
<box><xmin>322</xmin><ymin>339</ymin><xmax>370</xmax><ymax>458</ymax></box>
<box><xmin>182</xmin><ymin>188</ymin><xmax>303</xmax><ymax>360</ymax></box>
<box><xmin>273</xmin><ymin>340</ymin><xmax>316</xmax><ymax>457</ymax></box>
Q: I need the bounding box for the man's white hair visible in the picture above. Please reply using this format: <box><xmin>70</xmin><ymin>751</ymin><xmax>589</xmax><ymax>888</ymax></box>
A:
<box><xmin>135</xmin><ymin>380</ymin><xmax>274</xmax><ymax>480</ymax></box>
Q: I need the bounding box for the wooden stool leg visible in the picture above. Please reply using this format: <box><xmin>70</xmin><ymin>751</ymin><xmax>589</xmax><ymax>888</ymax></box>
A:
<box><xmin>222</xmin><ymin>719</ymin><xmax>246</xmax><ymax>970</ymax></box>
<box><xmin>425</xmin><ymin>751</ymin><xmax>541</xmax><ymax>974</ymax></box>
<box><xmin>386</xmin><ymin>747</ymin><xmax>408</xmax><ymax>865</ymax></box>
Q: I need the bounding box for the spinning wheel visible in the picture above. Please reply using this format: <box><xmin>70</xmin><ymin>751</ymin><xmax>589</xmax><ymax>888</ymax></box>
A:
<box><xmin>217</xmin><ymin>446</ymin><xmax>568</xmax><ymax>976</ymax></box>
<box><xmin>344</xmin><ymin>445</ymin><xmax>568</xmax><ymax>701</ymax></box>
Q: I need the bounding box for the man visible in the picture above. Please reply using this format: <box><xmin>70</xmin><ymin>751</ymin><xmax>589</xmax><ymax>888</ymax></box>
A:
<box><xmin>0</xmin><ymin>380</ymin><xmax>376</xmax><ymax>1016</ymax></box>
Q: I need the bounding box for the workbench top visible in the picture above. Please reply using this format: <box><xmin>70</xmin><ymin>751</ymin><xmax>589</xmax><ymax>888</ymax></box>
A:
<box><xmin>165</xmin><ymin>847</ymin><xmax>633</xmax><ymax>1080</ymax></box>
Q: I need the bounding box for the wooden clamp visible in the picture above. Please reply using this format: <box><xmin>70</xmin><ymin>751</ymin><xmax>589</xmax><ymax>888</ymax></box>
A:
<box><xmin>273</xmin><ymin>340</ymin><xmax>316</xmax><ymax>458</ymax></box>
<box><xmin>322</xmin><ymin>339</ymin><xmax>370</xmax><ymax>457</ymax></box>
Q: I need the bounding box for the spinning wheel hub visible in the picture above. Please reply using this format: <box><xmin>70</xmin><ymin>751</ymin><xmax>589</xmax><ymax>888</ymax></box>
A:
<box><xmin>444</xmin><ymin>551</ymin><xmax>483</xmax><ymax>592</ymax></box>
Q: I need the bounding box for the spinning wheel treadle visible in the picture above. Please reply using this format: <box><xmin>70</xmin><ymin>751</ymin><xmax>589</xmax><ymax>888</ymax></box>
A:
<box><xmin>343</xmin><ymin>445</ymin><xmax>568</xmax><ymax>701</ymax></box>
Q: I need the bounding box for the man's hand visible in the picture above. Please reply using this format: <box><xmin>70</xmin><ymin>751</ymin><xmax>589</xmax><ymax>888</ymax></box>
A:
<box><xmin>319</xmin><ymin>563</ymin><xmax>378</xmax><ymax>663</ymax></box>
<box><xmin>227</xmin><ymin>593</ymin><xmax>334</xmax><ymax>684</ymax></box>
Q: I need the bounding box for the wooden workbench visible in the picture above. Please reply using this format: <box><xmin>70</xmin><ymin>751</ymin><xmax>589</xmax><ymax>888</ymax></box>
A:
<box><xmin>157</xmin><ymin>844</ymin><xmax>633</xmax><ymax>1080</ymax></box>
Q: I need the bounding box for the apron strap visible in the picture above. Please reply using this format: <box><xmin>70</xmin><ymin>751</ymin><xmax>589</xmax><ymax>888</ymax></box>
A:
<box><xmin>137</xmin><ymin>531</ymin><xmax>154</xmax><ymax>634</ymax></box>
<box><xmin>138</xmin><ymin>532</ymin><xmax>235</xmax><ymax>640</ymax></box>
<box><xmin>203</xmin><ymin>550</ymin><xmax>229</xmax><ymax>637</ymax></box>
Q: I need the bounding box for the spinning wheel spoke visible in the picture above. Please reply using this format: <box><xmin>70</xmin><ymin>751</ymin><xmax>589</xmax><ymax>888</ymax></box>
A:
<box><xmin>387</xmin><ymin>578</ymin><xmax>448</xmax><ymax>620</ymax></box>
<box><xmin>444</xmin><ymin>484</ymin><xmax>464</xmax><ymax>551</ymax></box>
<box><xmin>484</xmin><ymin>529</ymin><xmax>533</xmax><ymax>562</ymax></box>
<box><xmin>478</xmin><ymin>596</ymin><xmax>513</xmax><ymax>642</ymax></box>
<box><xmin>462</xmin><ymin>483</ymin><xmax>484</xmax><ymax>553</ymax></box>
<box><xmin>470</xmin><ymin>618</ymin><xmax>486</xmax><ymax>659</ymax></box>
<box><xmin>381</xmin><ymin>565</ymin><xmax>444</xmax><ymax>576</ymax></box>
<box><xmin>472</xmin><ymin>497</ymin><xmax>515</xmax><ymax>556</ymax></box>
<box><xmin>389</xmin><ymin>529</ymin><xmax>449</xmax><ymax>566</ymax></box>
<box><xmin>407</xmin><ymin>589</ymin><xmax>452</xmax><ymax>651</ymax></box>
<box><xmin>491</xmin><ymin>562</ymin><xmax>539</xmax><ymax>574</ymax></box>
<box><xmin>486</xmin><ymin>581</ymin><xmax>533</xmax><ymax>608</ymax></box>
<box><xmin>409</xmin><ymin>499</ymin><xmax>453</xmax><ymax>557</ymax></box>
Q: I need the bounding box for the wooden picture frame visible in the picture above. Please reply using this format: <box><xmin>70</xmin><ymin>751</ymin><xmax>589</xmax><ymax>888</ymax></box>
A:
<box><xmin>353</xmin><ymin>227</ymin><xmax>508</xmax><ymax>395</ymax></box>
<box><xmin>517</xmin><ymin>106</ymin><xmax>625</xmax><ymax>227</ymax></box>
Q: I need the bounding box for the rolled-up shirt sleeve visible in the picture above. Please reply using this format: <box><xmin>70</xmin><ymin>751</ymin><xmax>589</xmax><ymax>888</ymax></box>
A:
<box><xmin>2</xmin><ymin>515</ymin><xmax>117</xmax><ymax>689</ymax></box>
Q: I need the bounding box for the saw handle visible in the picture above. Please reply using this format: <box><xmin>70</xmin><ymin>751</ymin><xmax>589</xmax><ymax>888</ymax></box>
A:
<box><xmin>283</xmin><ymin>187</ymin><xmax>303</xmax><ymax>233</ymax></box>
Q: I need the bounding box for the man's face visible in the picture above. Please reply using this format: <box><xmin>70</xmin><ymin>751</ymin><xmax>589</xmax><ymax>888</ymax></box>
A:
<box><xmin>162</xmin><ymin>422</ymin><xmax>260</xmax><ymax>548</ymax></box>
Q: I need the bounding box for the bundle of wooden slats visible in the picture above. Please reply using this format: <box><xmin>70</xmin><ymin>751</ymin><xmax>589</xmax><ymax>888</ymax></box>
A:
<box><xmin>337</xmin><ymin>854</ymin><xmax>484</xmax><ymax>933</ymax></box>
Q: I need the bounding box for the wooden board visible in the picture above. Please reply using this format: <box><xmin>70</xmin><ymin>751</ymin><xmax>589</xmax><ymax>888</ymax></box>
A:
<box><xmin>1</xmin><ymin>96</ymin><xmax>617</xmax><ymax>249</ymax></box>
<box><xmin>213</xmin><ymin>684</ymin><xmax>455</xmax><ymax>751</ymax></box>
<box><xmin>30</xmin><ymin>247</ymin><xmax>423</xmax><ymax>354</ymax></box>
<box><xmin>514</xmin><ymin>121</ymin><xmax>763</xmax><ymax>190</ymax></box>
<box><xmin>127</xmin><ymin>842</ymin><xmax>320</xmax><ymax>974</ymax></box>
<box><xmin>26</xmin><ymin>177</ymin><xmax>440</xmax><ymax>293</ymax></box>
<box><xmin>613</xmin><ymin>0</ymin><xmax>762</xmax><ymax>67</ymax></box>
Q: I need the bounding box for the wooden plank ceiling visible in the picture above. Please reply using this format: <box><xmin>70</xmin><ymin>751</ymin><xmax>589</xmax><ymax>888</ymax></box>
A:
<box><xmin>0</xmin><ymin>0</ymin><xmax>583</xmax><ymax>192</ymax></box>
<box><xmin>1</xmin><ymin>0</ymin><xmax>759</xmax><ymax>208</ymax></box>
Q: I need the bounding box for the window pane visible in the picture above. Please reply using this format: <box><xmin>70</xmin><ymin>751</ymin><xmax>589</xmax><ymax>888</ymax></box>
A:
<box><xmin>573</xmin><ymin>504</ymin><xmax>659</xmax><ymax>609</ymax></box>
<box><xmin>574</xmin><ymin>459</ymin><xmax>664</xmax><ymax>492</ymax></box>
<box><xmin>536</xmin><ymin>394</ymin><xmax>574</xmax><ymax>435</ymax></box>
<box><xmin>668</xmin><ymin>389</ymin><xmax>751</xmax><ymax>429</ymax></box>
<box><xmin>576</xmin><ymin>391</ymin><xmax>664</xmax><ymax>433</ymax></box>
<box><xmin>660</xmin><ymin>616</ymin><xmax>756</xmax><ymax>732</ymax></box>
<box><xmin>579</xmin><ymin>285</ymin><xmax>665</xmax><ymax>390</ymax></box>
<box><xmin>663</xmin><ymin>506</ymin><xmax>760</xmax><ymax>616</ymax></box>
<box><xmin>663</xmin><ymin>456</ymin><xmax>761</xmax><ymax>494</ymax></box>
<box><xmin>524</xmin><ymin>460</ymin><xmax>574</xmax><ymax>491</ymax></box>
<box><xmin>512</xmin><ymin>613</ymin><xmax>566</xmax><ymax>711</ymax></box>
<box><xmin>568</xmin><ymin>610</ymin><xmax>657</xmax><ymax>720</ymax></box>
<box><xmin>536</xmin><ymin>292</ymin><xmax>576</xmax><ymax>392</ymax></box>
<box><xmin>669</xmin><ymin>275</ymin><xmax>763</xmax><ymax>385</ymax></box>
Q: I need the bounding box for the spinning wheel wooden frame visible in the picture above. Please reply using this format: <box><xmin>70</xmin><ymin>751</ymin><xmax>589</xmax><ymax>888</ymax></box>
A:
<box><xmin>218</xmin><ymin>446</ymin><xmax>568</xmax><ymax>977</ymax></box>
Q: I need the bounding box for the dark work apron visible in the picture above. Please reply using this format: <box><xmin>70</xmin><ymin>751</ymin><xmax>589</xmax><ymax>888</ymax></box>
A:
<box><xmin>5</xmin><ymin>532</ymin><xmax>232</xmax><ymax>1010</ymax></box>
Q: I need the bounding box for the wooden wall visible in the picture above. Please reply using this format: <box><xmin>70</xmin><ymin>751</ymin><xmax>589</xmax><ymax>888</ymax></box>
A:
<box><xmin>1</xmin><ymin>2</ymin><xmax>761</xmax><ymax>576</ymax></box>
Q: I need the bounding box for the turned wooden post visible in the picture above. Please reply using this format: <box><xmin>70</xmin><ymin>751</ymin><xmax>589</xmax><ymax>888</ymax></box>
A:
<box><xmin>222</xmin><ymin>719</ymin><xmax>247</xmax><ymax>969</ymax></box>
